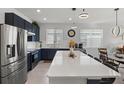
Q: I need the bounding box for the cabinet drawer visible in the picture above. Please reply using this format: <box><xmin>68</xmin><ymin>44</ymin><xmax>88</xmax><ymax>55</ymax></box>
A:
<box><xmin>1</xmin><ymin>58</ymin><xmax>27</xmax><ymax>77</ymax></box>
<box><xmin>1</xmin><ymin>66</ymin><xmax>27</xmax><ymax>84</ymax></box>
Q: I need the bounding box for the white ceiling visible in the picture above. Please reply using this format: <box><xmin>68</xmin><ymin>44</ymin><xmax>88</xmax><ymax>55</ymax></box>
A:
<box><xmin>16</xmin><ymin>8</ymin><xmax>124</xmax><ymax>24</ymax></box>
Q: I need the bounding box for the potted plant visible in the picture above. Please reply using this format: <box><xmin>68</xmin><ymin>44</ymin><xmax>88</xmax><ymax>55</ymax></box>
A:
<box><xmin>32</xmin><ymin>21</ymin><xmax>39</xmax><ymax>28</ymax></box>
<box><xmin>68</xmin><ymin>39</ymin><xmax>76</xmax><ymax>58</ymax></box>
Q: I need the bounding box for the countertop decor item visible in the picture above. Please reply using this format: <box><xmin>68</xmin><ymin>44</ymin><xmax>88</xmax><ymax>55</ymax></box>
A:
<box><xmin>112</xmin><ymin>8</ymin><xmax>121</xmax><ymax>37</ymax></box>
<box><xmin>68</xmin><ymin>29</ymin><xmax>75</xmax><ymax>37</ymax></box>
<box><xmin>68</xmin><ymin>39</ymin><xmax>76</xmax><ymax>58</ymax></box>
<box><xmin>68</xmin><ymin>39</ymin><xmax>76</xmax><ymax>48</ymax></box>
<box><xmin>68</xmin><ymin>47</ymin><xmax>76</xmax><ymax>58</ymax></box>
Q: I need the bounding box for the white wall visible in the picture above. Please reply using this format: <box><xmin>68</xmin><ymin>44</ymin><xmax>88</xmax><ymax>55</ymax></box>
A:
<box><xmin>39</xmin><ymin>23</ymin><xmax>100</xmax><ymax>48</ymax></box>
<box><xmin>98</xmin><ymin>23</ymin><xmax>124</xmax><ymax>48</ymax></box>
<box><xmin>27</xmin><ymin>42</ymin><xmax>41</xmax><ymax>49</ymax></box>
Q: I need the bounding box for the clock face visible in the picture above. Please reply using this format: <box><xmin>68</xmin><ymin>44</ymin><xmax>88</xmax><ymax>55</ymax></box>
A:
<box><xmin>68</xmin><ymin>29</ymin><xmax>75</xmax><ymax>37</ymax></box>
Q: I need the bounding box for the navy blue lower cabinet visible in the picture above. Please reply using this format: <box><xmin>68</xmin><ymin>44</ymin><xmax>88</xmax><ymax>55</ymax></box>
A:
<box><xmin>40</xmin><ymin>48</ymin><xmax>69</xmax><ymax>61</ymax></box>
<box><xmin>40</xmin><ymin>49</ymin><xmax>48</xmax><ymax>60</ymax></box>
<box><xmin>27</xmin><ymin>53</ymin><xmax>32</xmax><ymax>71</ymax></box>
<box><xmin>38</xmin><ymin>49</ymin><xmax>42</xmax><ymax>61</ymax></box>
<box><xmin>40</xmin><ymin>49</ymin><xmax>57</xmax><ymax>60</ymax></box>
<box><xmin>47</xmin><ymin>49</ymin><xmax>57</xmax><ymax>60</ymax></box>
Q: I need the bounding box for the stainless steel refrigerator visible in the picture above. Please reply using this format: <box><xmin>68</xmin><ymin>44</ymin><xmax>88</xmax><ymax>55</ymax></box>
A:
<box><xmin>0</xmin><ymin>24</ymin><xmax>27</xmax><ymax>84</ymax></box>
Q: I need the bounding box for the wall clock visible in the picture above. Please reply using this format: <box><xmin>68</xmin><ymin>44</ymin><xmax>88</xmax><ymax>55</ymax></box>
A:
<box><xmin>68</xmin><ymin>29</ymin><xmax>76</xmax><ymax>37</ymax></box>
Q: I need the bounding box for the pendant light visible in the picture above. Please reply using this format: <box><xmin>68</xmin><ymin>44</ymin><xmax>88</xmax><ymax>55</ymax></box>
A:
<box><xmin>79</xmin><ymin>9</ymin><xmax>88</xmax><ymax>19</ymax></box>
<box><xmin>112</xmin><ymin>8</ymin><xmax>121</xmax><ymax>37</ymax></box>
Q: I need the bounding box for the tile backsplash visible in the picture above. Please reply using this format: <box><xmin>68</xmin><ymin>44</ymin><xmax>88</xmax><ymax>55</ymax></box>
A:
<box><xmin>27</xmin><ymin>42</ymin><xmax>41</xmax><ymax>49</ymax></box>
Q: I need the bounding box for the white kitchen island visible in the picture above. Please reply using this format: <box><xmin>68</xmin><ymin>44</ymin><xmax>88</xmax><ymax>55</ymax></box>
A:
<box><xmin>47</xmin><ymin>51</ymin><xmax>121</xmax><ymax>84</ymax></box>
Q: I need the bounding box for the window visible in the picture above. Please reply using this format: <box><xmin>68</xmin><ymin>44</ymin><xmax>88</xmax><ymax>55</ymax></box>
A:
<box><xmin>80</xmin><ymin>29</ymin><xmax>103</xmax><ymax>48</ymax></box>
<box><xmin>55</xmin><ymin>29</ymin><xmax>63</xmax><ymax>48</ymax></box>
<box><xmin>46</xmin><ymin>29</ymin><xmax>63</xmax><ymax>48</ymax></box>
<box><xmin>46</xmin><ymin>29</ymin><xmax>54</xmax><ymax>45</ymax></box>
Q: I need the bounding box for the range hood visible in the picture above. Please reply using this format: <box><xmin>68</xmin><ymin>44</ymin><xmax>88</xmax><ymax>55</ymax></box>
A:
<box><xmin>27</xmin><ymin>32</ymin><xmax>35</xmax><ymax>36</ymax></box>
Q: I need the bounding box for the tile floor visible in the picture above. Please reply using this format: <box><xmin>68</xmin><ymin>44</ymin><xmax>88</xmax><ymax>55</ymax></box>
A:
<box><xmin>26</xmin><ymin>61</ymin><xmax>124</xmax><ymax>84</ymax></box>
<box><xmin>26</xmin><ymin>61</ymin><xmax>50</xmax><ymax>84</ymax></box>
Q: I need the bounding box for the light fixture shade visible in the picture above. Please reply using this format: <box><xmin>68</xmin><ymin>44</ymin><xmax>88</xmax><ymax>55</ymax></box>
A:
<box><xmin>112</xmin><ymin>25</ymin><xmax>120</xmax><ymax>37</ymax></box>
<box><xmin>112</xmin><ymin>8</ymin><xmax>121</xmax><ymax>37</ymax></box>
<box><xmin>79</xmin><ymin>13</ymin><xmax>88</xmax><ymax>19</ymax></box>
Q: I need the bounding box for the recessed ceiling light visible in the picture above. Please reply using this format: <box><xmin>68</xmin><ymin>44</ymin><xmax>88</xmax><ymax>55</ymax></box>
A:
<box><xmin>43</xmin><ymin>18</ymin><xmax>47</xmax><ymax>21</ymax></box>
<box><xmin>36</xmin><ymin>9</ymin><xmax>40</xmax><ymax>13</ymax></box>
<box><xmin>69</xmin><ymin>17</ymin><xmax>72</xmax><ymax>21</ymax></box>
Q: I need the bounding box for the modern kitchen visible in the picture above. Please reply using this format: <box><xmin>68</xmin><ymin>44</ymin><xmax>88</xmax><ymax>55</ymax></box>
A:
<box><xmin>1</xmin><ymin>8</ymin><xmax>124</xmax><ymax>84</ymax></box>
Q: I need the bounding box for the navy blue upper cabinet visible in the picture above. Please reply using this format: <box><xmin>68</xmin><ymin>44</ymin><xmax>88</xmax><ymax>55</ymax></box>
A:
<box><xmin>28</xmin><ymin>25</ymin><xmax>40</xmax><ymax>41</ymax></box>
<box><xmin>5</xmin><ymin>13</ymin><xmax>25</xmax><ymax>29</ymax></box>
<box><xmin>5</xmin><ymin>13</ymin><xmax>40</xmax><ymax>42</ymax></box>
<box><xmin>25</xmin><ymin>21</ymin><xmax>33</xmax><ymax>41</ymax></box>
<box><xmin>36</xmin><ymin>26</ymin><xmax>40</xmax><ymax>41</ymax></box>
<box><xmin>24</xmin><ymin>20</ymin><xmax>32</xmax><ymax>32</ymax></box>
<box><xmin>32</xmin><ymin>25</ymin><xmax>40</xmax><ymax>41</ymax></box>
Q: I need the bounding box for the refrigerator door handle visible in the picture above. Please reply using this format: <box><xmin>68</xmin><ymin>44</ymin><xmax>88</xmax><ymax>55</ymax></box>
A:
<box><xmin>19</xmin><ymin>31</ymin><xmax>21</xmax><ymax>56</ymax></box>
<box><xmin>20</xmin><ymin>31</ymin><xmax>22</xmax><ymax>56</ymax></box>
<box><xmin>17</xmin><ymin>31</ymin><xmax>21</xmax><ymax>56</ymax></box>
<box><xmin>12</xmin><ymin>44</ymin><xmax>15</xmax><ymax>57</ymax></box>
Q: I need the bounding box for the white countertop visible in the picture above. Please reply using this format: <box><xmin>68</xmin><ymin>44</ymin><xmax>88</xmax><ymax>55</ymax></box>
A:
<box><xmin>47</xmin><ymin>51</ymin><xmax>120</xmax><ymax>78</ymax></box>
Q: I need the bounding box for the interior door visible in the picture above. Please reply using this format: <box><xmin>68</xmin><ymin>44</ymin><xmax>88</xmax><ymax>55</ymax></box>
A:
<box><xmin>1</xmin><ymin>24</ymin><xmax>14</xmax><ymax>66</ymax></box>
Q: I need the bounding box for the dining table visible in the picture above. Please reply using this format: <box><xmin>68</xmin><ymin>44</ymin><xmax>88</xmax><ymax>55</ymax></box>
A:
<box><xmin>47</xmin><ymin>51</ymin><xmax>120</xmax><ymax>84</ymax></box>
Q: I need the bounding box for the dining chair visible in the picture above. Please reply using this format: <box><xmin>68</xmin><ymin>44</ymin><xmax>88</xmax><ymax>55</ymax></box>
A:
<box><xmin>87</xmin><ymin>62</ymin><xmax>118</xmax><ymax>84</ymax></box>
<box><xmin>103</xmin><ymin>61</ymin><xmax>119</xmax><ymax>72</ymax></box>
<box><xmin>98</xmin><ymin>48</ymin><xmax>108</xmax><ymax>60</ymax></box>
<box><xmin>98</xmin><ymin>48</ymin><xmax>119</xmax><ymax>69</ymax></box>
<box><xmin>87</xmin><ymin>49</ymin><xmax>119</xmax><ymax>84</ymax></box>
<box><xmin>98</xmin><ymin>62</ymin><xmax>119</xmax><ymax>84</ymax></box>
<box><xmin>101</xmin><ymin>55</ymin><xmax>119</xmax><ymax>70</ymax></box>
